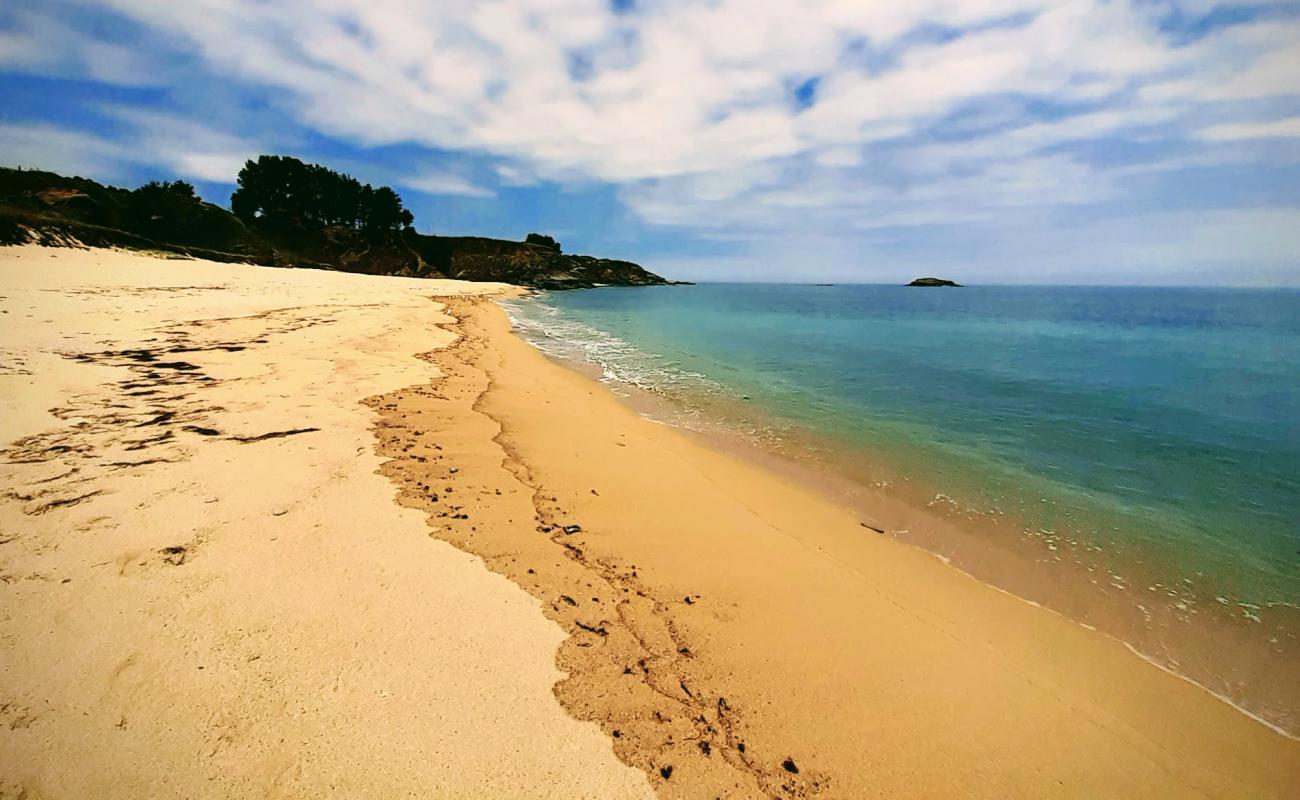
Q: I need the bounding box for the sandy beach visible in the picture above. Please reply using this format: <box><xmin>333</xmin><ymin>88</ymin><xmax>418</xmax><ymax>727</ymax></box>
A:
<box><xmin>0</xmin><ymin>247</ymin><xmax>651</xmax><ymax>798</ymax></box>
<box><xmin>3</xmin><ymin>246</ymin><xmax>1298</xmax><ymax>798</ymax></box>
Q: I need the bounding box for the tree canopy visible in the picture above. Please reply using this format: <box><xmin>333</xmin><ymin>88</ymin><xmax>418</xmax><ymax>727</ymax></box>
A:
<box><xmin>230</xmin><ymin>155</ymin><xmax>413</xmax><ymax>236</ymax></box>
<box><xmin>525</xmin><ymin>232</ymin><xmax>561</xmax><ymax>253</ymax></box>
<box><xmin>123</xmin><ymin>180</ymin><xmax>213</xmax><ymax>244</ymax></box>
<box><xmin>136</xmin><ymin>180</ymin><xmax>197</xmax><ymax>200</ymax></box>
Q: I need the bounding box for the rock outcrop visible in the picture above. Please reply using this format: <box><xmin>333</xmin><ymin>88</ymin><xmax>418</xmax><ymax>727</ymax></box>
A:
<box><xmin>404</xmin><ymin>234</ymin><xmax>673</xmax><ymax>288</ymax></box>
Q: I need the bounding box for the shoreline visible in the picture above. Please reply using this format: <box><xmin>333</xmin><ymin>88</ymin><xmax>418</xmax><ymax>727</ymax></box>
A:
<box><xmin>501</xmin><ymin>291</ymin><xmax>1300</xmax><ymax>739</ymax></box>
<box><xmin>377</xmin><ymin>292</ymin><xmax>1300</xmax><ymax>796</ymax></box>
<box><xmin>659</xmin><ymin>397</ymin><xmax>1300</xmax><ymax>740</ymax></box>
<box><xmin>3</xmin><ymin>247</ymin><xmax>1297</xmax><ymax>797</ymax></box>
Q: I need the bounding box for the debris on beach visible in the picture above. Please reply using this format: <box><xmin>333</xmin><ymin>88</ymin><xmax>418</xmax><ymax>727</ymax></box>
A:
<box><xmin>160</xmin><ymin>545</ymin><xmax>187</xmax><ymax>565</ymax></box>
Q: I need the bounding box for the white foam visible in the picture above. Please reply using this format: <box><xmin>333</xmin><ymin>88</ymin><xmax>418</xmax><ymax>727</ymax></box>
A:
<box><xmin>1120</xmin><ymin>643</ymin><xmax>1299</xmax><ymax>741</ymax></box>
<box><xmin>500</xmin><ymin>296</ymin><xmax>725</xmax><ymax>397</ymax></box>
<box><xmin>499</xmin><ymin>295</ymin><xmax>1300</xmax><ymax>744</ymax></box>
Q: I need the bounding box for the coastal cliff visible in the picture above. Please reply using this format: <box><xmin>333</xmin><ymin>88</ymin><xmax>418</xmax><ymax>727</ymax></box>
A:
<box><xmin>404</xmin><ymin>233</ymin><xmax>670</xmax><ymax>289</ymax></box>
<box><xmin>0</xmin><ymin>165</ymin><xmax>672</xmax><ymax>289</ymax></box>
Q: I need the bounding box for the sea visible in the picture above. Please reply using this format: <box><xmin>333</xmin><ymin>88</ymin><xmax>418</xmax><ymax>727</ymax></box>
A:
<box><xmin>500</xmin><ymin>283</ymin><xmax>1300</xmax><ymax>735</ymax></box>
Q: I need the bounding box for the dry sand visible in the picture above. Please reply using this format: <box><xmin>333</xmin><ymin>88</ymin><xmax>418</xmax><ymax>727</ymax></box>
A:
<box><xmin>3</xmin><ymin>245</ymin><xmax>1298</xmax><ymax>799</ymax></box>
<box><xmin>0</xmin><ymin>246</ymin><xmax>652</xmax><ymax>799</ymax></box>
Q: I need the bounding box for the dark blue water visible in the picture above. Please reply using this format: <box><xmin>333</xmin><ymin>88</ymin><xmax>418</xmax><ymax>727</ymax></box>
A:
<box><xmin>504</xmin><ymin>284</ymin><xmax>1300</xmax><ymax>606</ymax></box>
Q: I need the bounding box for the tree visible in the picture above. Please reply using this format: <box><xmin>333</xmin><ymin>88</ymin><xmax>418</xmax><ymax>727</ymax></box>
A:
<box><xmin>363</xmin><ymin>185</ymin><xmax>408</xmax><ymax>233</ymax></box>
<box><xmin>125</xmin><ymin>180</ymin><xmax>203</xmax><ymax>242</ymax></box>
<box><xmin>231</xmin><ymin>155</ymin><xmax>300</xmax><ymax>230</ymax></box>
<box><xmin>525</xmin><ymin>232</ymin><xmax>561</xmax><ymax>253</ymax></box>
<box><xmin>137</xmin><ymin>180</ymin><xmax>196</xmax><ymax>199</ymax></box>
<box><xmin>230</xmin><ymin>155</ymin><xmax>414</xmax><ymax>235</ymax></box>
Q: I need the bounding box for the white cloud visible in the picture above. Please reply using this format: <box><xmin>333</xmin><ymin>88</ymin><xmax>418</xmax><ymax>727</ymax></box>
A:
<box><xmin>170</xmin><ymin>152</ymin><xmax>250</xmax><ymax>183</ymax></box>
<box><xmin>68</xmin><ymin>0</ymin><xmax>1290</xmax><ymax>183</ymax></box>
<box><xmin>0</xmin><ymin>109</ymin><xmax>258</xmax><ymax>185</ymax></box>
<box><xmin>4</xmin><ymin>0</ymin><xmax>1298</xmax><ymax>282</ymax></box>
<box><xmin>101</xmin><ymin>107</ymin><xmax>259</xmax><ymax>183</ymax></box>
<box><xmin>400</xmin><ymin>170</ymin><xmax>495</xmax><ymax>198</ymax></box>
<box><xmin>655</xmin><ymin>208</ymin><xmax>1300</xmax><ymax>286</ymax></box>
<box><xmin>0</xmin><ymin>123</ymin><xmax>131</xmax><ymax>178</ymax></box>
<box><xmin>0</xmin><ymin>6</ymin><xmax>160</xmax><ymax>85</ymax></box>
<box><xmin>1202</xmin><ymin>21</ymin><xmax>1300</xmax><ymax>101</ymax></box>
<box><xmin>621</xmin><ymin>149</ymin><xmax>1111</xmax><ymax>235</ymax></box>
<box><xmin>1200</xmin><ymin>117</ymin><xmax>1300</xmax><ymax>142</ymax></box>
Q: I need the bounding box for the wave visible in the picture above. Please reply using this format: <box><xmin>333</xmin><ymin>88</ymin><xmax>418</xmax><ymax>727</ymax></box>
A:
<box><xmin>500</xmin><ymin>294</ymin><xmax>726</xmax><ymax>399</ymax></box>
<box><xmin>497</xmin><ymin>289</ymin><xmax>1300</xmax><ymax>737</ymax></box>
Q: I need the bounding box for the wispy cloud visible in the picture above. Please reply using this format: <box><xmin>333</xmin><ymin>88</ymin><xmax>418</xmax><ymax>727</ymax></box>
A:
<box><xmin>0</xmin><ymin>123</ymin><xmax>131</xmax><ymax>178</ymax></box>
<box><xmin>1200</xmin><ymin>116</ymin><xmax>1300</xmax><ymax>141</ymax></box>
<box><xmin>399</xmin><ymin>170</ymin><xmax>495</xmax><ymax>198</ymax></box>
<box><xmin>0</xmin><ymin>108</ymin><xmax>259</xmax><ymax>185</ymax></box>
<box><xmin>1</xmin><ymin>0</ymin><xmax>1297</xmax><ymax>283</ymax></box>
<box><xmin>0</xmin><ymin>5</ymin><xmax>163</xmax><ymax>85</ymax></box>
<box><xmin>66</xmin><ymin>2</ymin><xmax>1297</xmax><ymax>181</ymax></box>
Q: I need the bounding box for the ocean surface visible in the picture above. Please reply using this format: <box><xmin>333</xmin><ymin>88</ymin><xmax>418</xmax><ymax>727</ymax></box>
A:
<box><xmin>502</xmin><ymin>283</ymin><xmax>1300</xmax><ymax>727</ymax></box>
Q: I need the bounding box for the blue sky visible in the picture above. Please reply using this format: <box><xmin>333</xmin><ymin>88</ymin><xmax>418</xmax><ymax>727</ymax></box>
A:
<box><xmin>1</xmin><ymin>0</ymin><xmax>1298</xmax><ymax>285</ymax></box>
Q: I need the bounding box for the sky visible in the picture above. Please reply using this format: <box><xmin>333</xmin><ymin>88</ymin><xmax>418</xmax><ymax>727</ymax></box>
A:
<box><xmin>1</xmin><ymin>1</ymin><xmax>1298</xmax><ymax>285</ymax></box>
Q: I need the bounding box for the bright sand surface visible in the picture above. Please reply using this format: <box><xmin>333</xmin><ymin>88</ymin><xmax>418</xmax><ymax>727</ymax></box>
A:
<box><xmin>376</xmin><ymin>299</ymin><xmax>1300</xmax><ymax>798</ymax></box>
<box><xmin>0</xmin><ymin>246</ymin><xmax>652</xmax><ymax>799</ymax></box>
<box><xmin>2</xmin><ymin>246</ymin><xmax>1299</xmax><ymax>799</ymax></box>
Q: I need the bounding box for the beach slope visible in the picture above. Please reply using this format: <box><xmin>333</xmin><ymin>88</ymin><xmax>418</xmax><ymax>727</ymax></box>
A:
<box><xmin>372</xmin><ymin>297</ymin><xmax>1300</xmax><ymax>798</ymax></box>
<box><xmin>3</xmin><ymin>245</ymin><xmax>1297</xmax><ymax>799</ymax></box>
<box><xmin>0</xmin><ymin>246</ymin><xmax>652</xmax><ymax>799</ymax></box>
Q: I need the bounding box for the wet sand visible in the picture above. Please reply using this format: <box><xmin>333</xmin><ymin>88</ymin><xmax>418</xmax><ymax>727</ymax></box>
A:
<box><xmin>372</xmin><ymin>295</ymin><xmax>1300</xmax><ymax>798</ymax></box>
<box><xmin>581</xmin><ymin>380</ymin><xmax>1300</xmax><ymax>740</ymax></box>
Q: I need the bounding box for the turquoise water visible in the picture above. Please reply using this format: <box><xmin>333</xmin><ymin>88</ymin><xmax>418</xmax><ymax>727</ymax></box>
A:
<box><xmin>504</xmin><ymin>284</ymin><xmax>1300</xmax><ymax>610</ymax></box>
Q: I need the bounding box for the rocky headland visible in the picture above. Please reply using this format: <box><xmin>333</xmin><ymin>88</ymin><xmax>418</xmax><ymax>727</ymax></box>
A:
<box><xmin>0</xmin><ymin>162</ymin><xmax>674</xmax><ymax>289</ymax></box>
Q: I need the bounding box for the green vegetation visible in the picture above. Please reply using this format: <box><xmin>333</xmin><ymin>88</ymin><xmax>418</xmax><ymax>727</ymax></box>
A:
<box><xmin>525</xmin><ymin>232</ymin><xmax>561</xmax><ymax>253</ymax></box>
<box><xmin>125</xmin><ymin>180</ymin><xmax>249</xmax><ymax>249</ymax></box>
<box><xmin>0</xmin><ymin>166</ymin><xmax>266</xmax><ymax>258</ymax></box>
<box><xmin>0</xmin><ymin>159</ymin><xmax>672</xmax><ymax>288</ymax></box>
<box><xmin>230</xmin><ymin>155</ymin><xmax>413</xmax><ymax>236</ymax></box>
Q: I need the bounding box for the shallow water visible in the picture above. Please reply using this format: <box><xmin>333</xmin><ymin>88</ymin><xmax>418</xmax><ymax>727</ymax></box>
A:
<box><xmin>502</xmin><ymin>283</ymin><xmax>1300</xmax><ymax>730</ymax></box>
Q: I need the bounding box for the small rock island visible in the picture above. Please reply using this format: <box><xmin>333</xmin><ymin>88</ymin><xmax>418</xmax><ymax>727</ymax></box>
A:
<box><xmin>907</xmin><ymin>277</ymin><xmax>962</xmax><ymax>287</ymax></box>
